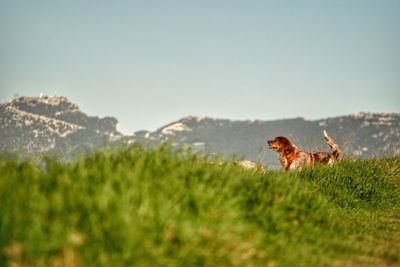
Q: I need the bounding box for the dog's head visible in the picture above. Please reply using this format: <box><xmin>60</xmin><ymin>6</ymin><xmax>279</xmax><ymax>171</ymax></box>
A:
<box><xmin>267</xmin><ymin>136</ymin><xmax>295</xmax><ymax>155</ymax></box>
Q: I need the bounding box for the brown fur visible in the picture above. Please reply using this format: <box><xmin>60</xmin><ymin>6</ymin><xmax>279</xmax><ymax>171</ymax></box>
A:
<box><xmin>267</xmin><ymin>131</ymin><xmax>340</xmax><ymax>171</ymax></box>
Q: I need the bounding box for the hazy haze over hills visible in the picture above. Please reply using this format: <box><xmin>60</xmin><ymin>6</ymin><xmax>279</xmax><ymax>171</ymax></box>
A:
<box><xmin>1</xmin><ymin>96</ymin><xmax>399</xmax><ymax>167</ymax></box>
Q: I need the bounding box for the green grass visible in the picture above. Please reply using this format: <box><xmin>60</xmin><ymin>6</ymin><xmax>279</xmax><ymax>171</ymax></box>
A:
<box><xmin>0</xmin><ymin>145</ymin><xmax>399</xmax><ymax>267</ymax></box>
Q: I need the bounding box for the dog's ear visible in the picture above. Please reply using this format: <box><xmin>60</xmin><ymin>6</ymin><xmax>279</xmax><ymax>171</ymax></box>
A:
<box><xmin>283</xmin><ymin>147</ymin><xmax>293</xmax><ymax>157</ymax></box>
<box><xmin>282</xmin><ymin>140</ymin><xmax>295</xmax><ymax>157</ymax></box>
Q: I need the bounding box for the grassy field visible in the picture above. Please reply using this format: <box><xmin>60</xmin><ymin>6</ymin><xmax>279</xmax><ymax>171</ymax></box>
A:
<box><xmin>0</xmin><ymin>145</ymin><xmax>399</xmax><ymax>267</ymax></box>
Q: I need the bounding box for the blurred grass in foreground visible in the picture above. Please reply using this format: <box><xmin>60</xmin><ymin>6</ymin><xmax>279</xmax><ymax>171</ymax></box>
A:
<box><xmin>0</xmin><ymin>145</ymin><xmax>399</xmax><ymax>267</ymax></box>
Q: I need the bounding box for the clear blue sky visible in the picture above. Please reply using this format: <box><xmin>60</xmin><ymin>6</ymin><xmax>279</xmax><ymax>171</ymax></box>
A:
<box><xmin>1</xmin><ymin>1</ymin><xmax>399</xmax><ymax>134</ymax></box>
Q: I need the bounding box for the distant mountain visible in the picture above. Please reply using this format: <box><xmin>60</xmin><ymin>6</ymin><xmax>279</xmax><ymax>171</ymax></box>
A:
<box><xmin>1</xmin><ymin>96</ymin><xmax>399</xmax><ymax>167</ymax></box>
<box><xmin>133</xmin><ymin>114</ymin><xmax>400</xmax><ymax>167</ymax></box>
<box><xmin>0</xmin><ymin>96</ymin><xmax>122</xmax><ymax>158</ymax></box>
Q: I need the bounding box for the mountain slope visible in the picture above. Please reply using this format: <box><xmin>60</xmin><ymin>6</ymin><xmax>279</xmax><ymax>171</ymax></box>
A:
<box><xmin>134</xmin><ymin>114</ymin><xmax>400</xmax><ymax>167</ymax></box>
<box><xmin>1</xmin><ymin>96</ymin><xmax>399</xmax><ymax>166</ymax></box>
<box><xmin>0</xmin><ymin>96</ymin><xmax>121</xmax><ymax>156</ymax></box>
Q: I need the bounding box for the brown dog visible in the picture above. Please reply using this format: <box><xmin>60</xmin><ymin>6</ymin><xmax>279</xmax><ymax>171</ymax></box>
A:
<box><xmin>267</xmin><ymin>130</ymin><xmax>340</xmax><ymax>171</ymax></box>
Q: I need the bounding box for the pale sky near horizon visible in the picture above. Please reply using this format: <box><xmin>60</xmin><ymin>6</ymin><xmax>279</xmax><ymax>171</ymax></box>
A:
<box><xmin>1</xmin><ymin>1</ymin><xmax>399</xmax><ymax>134</ymax></box>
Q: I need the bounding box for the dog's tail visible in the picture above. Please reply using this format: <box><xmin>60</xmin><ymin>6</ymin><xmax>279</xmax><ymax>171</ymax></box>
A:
<box><xmin>323</xmin><ymin>130</ymin><xmax>340</xmax><ymax>159</ymax></box>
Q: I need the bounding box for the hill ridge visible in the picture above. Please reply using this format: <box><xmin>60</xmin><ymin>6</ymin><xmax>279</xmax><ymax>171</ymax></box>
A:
<box><xmin>1</xmin><ymin>96</ymin><xmax>399</xmax><ymax>166</ymax></box>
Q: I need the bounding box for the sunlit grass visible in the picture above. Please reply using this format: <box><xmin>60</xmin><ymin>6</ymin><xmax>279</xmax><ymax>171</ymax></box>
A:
<box><xmin>0</xmin><ymin>145</ymin><xmax>399</xmax><ymax>266</ymax></box>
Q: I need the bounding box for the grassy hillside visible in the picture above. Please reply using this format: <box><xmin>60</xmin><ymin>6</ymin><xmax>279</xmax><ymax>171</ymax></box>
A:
<box><xmin>0</xmin><ymin>145</ymin><xmax>399</xmax><ymax>267</ymax></box>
